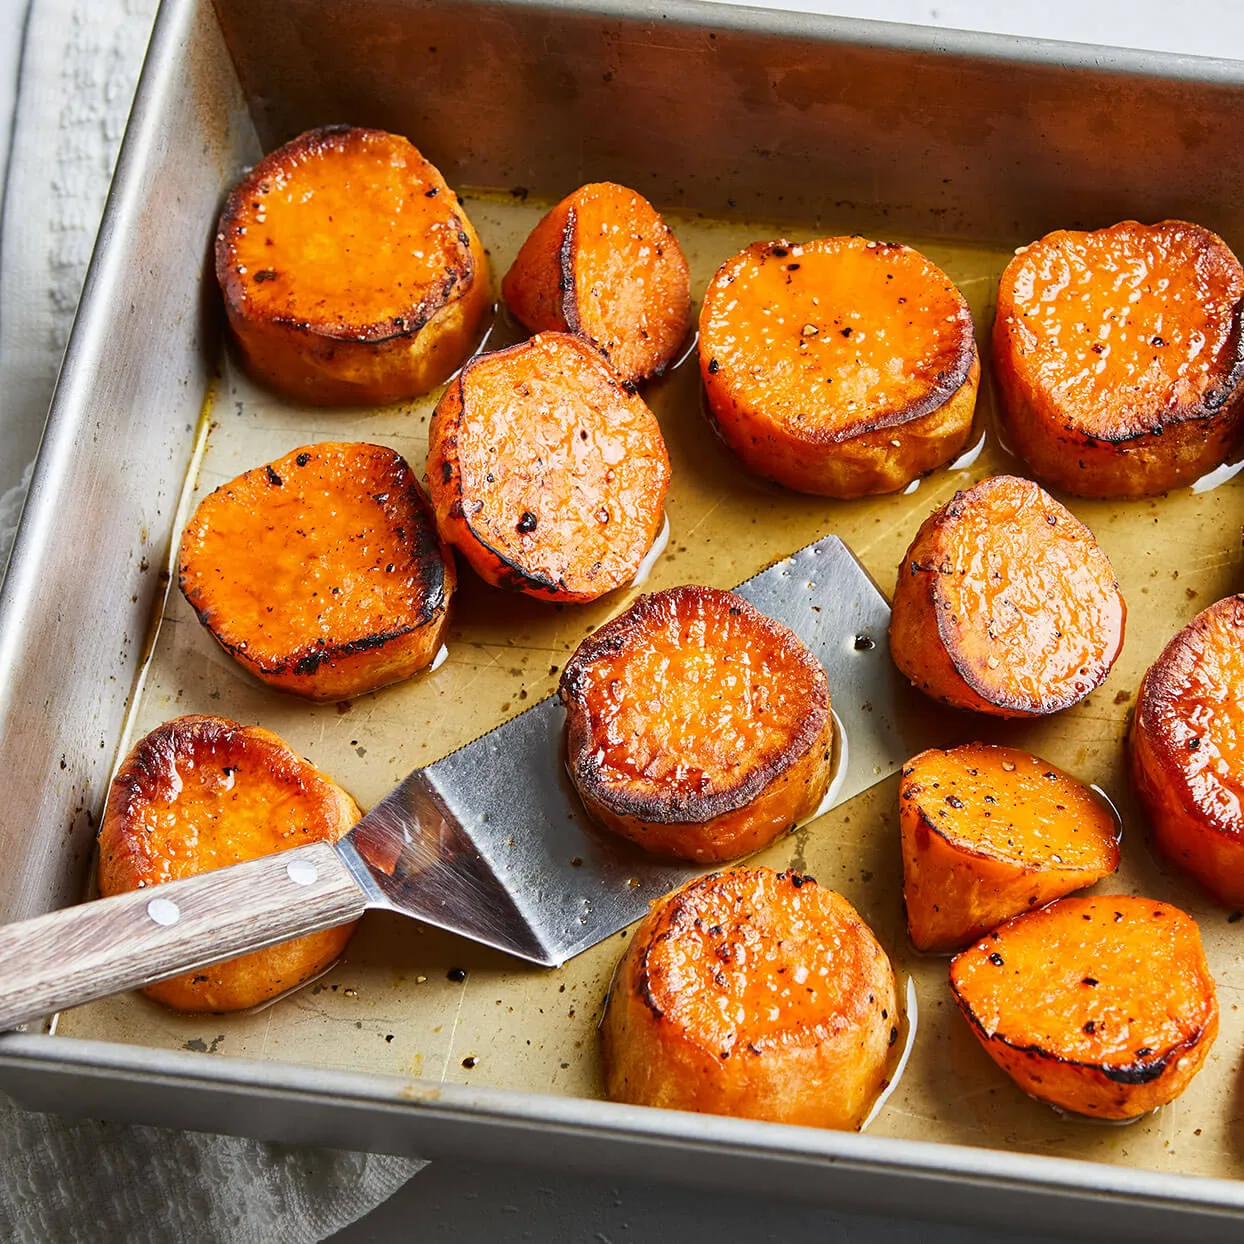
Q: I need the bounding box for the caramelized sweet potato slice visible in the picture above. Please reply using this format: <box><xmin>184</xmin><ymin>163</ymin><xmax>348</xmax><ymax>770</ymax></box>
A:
<box><xmin>900</xmin><ymin>743</ymin><xmax>1120</xmax><ymax>952</ymax></box>
<box><xmin>99</xmin><ymin>715</ymin><xmax>361</xmax><ymax>1012</ymax></box>
<box><xmin>1131</xmin><ymin>595</ymin><xmax>1244</xmax><ymax>905</ymax></box>
<box><xmin>179</xmin><ymin>442</ymin><xmax>454</xmax><ymax>701</ymax></box>
<box><xmin>994</xmin><ymin>220</ymin><xmax>1244</xmax><ymax>497</ymax></box>
<box><xmin>502</xmin><ymin>182</ymin><xmax>691</xmax><ymax>383</ymax></box>
<box><xmin>602</xmin><ymin>867</ymin><xmax>899</xmax><ymax>1129</ymax></box>
<box><xmin>950</xmin><ymin>896</ymin><xmax>1218</xmax><ymax>1119</ymax></box>
<box><xmin>560</xmin><ymin>586</ymin><xmax>832</xmax><ymax>863</ymax></box>
<box><xmin>216</xmin><ymin>126</ymin><xmax>490</xmax><ymax>405</ymax></box>
<box><xmin>889</xmin><ymin>474</ymin><xmax>1125</xmax><ymax>717</ymax></box>
<box><xmin>426</xmin><ymin>331</ymin><xmax>670</xmax><ymax>603</ymax></box>
<box><xmin>698</xmin><ymin>236</ymin><xmax>978</xmax><ymax>498</ymax></box>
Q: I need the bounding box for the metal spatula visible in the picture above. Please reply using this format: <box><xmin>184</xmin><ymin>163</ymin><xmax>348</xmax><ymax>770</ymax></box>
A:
<box><xmin>0</xmin><ymin>535</ymin><xmax>933</xmax><ymax>1032</ymax></box>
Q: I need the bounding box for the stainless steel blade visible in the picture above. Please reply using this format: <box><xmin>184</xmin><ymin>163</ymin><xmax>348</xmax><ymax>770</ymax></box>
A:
<box><xmin>338</xmin><ymin>535</ymin><xmax>939</xmax><ymax>967</ymax></box>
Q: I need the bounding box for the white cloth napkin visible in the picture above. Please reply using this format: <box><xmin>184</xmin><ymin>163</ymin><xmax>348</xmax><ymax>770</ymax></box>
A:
<box><xmin>0</xmin><ymin>0</ymin><xmax>422</xmax><ymax>1238</ymax></box>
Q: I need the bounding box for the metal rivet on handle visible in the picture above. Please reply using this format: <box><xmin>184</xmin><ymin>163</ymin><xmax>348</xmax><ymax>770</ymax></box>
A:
<box><xmin>147</xmin><ymin>897</ymin><xmax>180</xmax><ymax>926</ymax></box>
<box><xmin>286</xmin><ymin>858</ymin><xmax>318</xmax><ymax>887</ymax></box>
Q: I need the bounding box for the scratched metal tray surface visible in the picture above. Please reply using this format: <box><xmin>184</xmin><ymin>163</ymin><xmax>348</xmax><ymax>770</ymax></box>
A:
<box><xmin>4</xmin><ymin>0</ymin><xmax>1244</xmax><ymax>1235</ymax></box>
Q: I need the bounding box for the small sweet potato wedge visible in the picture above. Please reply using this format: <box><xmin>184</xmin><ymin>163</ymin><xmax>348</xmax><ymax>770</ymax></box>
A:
<box><xmin>99</xmin><ymin>715</ymin><xmax>362</xmax><ymax>1012</ymax></box>
<box><xmin>900</xmin><ymin>743</ymin><xmax>1120</xmax><ymax>952</ymax></box>
<box><xmin>179</xmin><ymin>442</ymin><xmax>454</xmax><ymax>701</ymax></box>
<box><xmin>994</xmin><ymin>220</ymin><xmax>1244</xmax><ymax>497</ymax></box>
<box><xmin>216</xmin><ymin>125</ymin><xmax>490</xmax><ymax>405</ymax></box>
<box><xmin>950</xmin><ymin>896</ymin><xmax>1218</xmax><ymax>1119</ymax></box>
<box><xmin>602</xmin><ymin>867</ymin><xmax>899</xmax><ymax>1129</ymax></box>
<box><xmin>1130</xmin><ymin>595</ymin><xmax>1244</xmax><ymax>905</ymax></box>
<box><xmin>502</xmin><ymin>182</ymin><xmax>691</xmax><ymax>383</ymax></box>
<box><xmin>560</xmin><ymin>586</ymin><xmax>832</xmax><ymax>863</ymax></box>
<box><xmin>889</xmin><ymin>475</ymin><xmax>1125</xmax><ymax>717</ymax></box>
<box><xmin>698</xmin><ymin>236</ymin><xmax>978</xmax><ymax>498</ymax></box>
<box><xmin>426</xmin><ymin>331</ymin><xmax>670</xmax><ymax>603</ymax></box>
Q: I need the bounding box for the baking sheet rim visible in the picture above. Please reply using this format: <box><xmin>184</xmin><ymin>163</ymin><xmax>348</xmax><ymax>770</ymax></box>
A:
<box><xmin>5</xmin><ymin>0</ymin><xmax>1244</xmax><ymax>1218</ymax></box>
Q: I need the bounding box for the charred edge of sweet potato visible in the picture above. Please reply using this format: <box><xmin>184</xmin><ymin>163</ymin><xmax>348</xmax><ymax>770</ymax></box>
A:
<box><xmin>634</xmin><ymin>916</ymin><xmax>682</xmax><ymax>1021</ymax></box>
<box><xmin>1135</xmin><ymin>595</ymin><xmax>1244</xmax><ymax>830</ymax></box>
<box><xmin>215</xmin><ymin>126</ymin><xmax>477</xmax><ymax>344</ymax></box>
<box><xmin>910</xmin><ymin>801</ymin><xmax>1108</xmax><ymax>870</ymax></box>
<box><xmin>558</xmin><ymin>204</ymin><xmax>581</xmax><ymax>337</ymax></box>
<box><xmin>827</xmin><ymin>312</ymin><xmax>977</xmax><ymax>445</ymax></box>
<box><xmin>1051</xmin><ymin>296</ymin><xmax>1244</xmax><ymax>446</ymax></box>
<box><xmin>447</xmin><ymin>344</ymin><xmax>650</xmax><ymax>595</ymax></box>
<box><xmin>712</xmin><ymin>241</ymin><xmax>978</xmax><ymax>444</ymax></box>
<box><xmin>179</xmin><ymin>597</ymin><xmax>443</xmax><ymax>680</ymax></box>
<box><xmin>921</xmin><ymin>489</ymin><xmax>1121</xmax><ymax>715</ymax></box>
<box><xmin>560</xmin><ymin>590</ymin><xmax>829</xmax><ymax>823</ymax></box>
<box><xmin>104</xmin><ymin>715</ymin><xmax>248</xmax><ymax>834</ymax></box>
<box><xmin>177</xmin><ymin>481</ymin><xmax>450</xmax><ymax>667</ymax></box>
<box><xmin>631</xmin><ymin>870</ymin><xmax>819</xmax><ymax>1023</ymax></box>
<box><xmin>1005</xmin><ymin>252</ymin><xmax>1244</xmax><ymax>447</ymax></box>
<box><xmin>949</xmin><ymin>969</ymin><xmax>1206</xmax><ymax>1095</ymax></box>
<box><xmin>461</xmin><ymin>524</ymin><xmax>566</xmax><ymax>596</ymax></box>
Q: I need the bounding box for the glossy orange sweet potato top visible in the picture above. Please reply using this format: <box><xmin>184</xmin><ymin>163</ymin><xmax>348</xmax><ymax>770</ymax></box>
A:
<box><xmin>951</xmin><ymin>896</ymin><xmax>1217</xmax><ymax>1092</ymax></box>
<box><xmin>217</xmin><ymin>126</ymin><xmax>478</xmax><ymax>341</ymax></box>
<box><xmin>903</xmin><ymin>744</ymin><xmax>1120</xmax><ymax>871</ymax></box>
<box><xmin>1136</xmin><ymin>595</ymin><xmax>1244</xmax><ymax>832</ymax></box>
<box><xmin>602</xmin><ymin>866</ymin><xmax>897</xmax><ymax>1129</ymax></box>
<box><xmin>179</xmin><ymin>443</ymin><xmax>453</xmax><ymax>699</ymax></box>
<box><xmin>1131</xmin><ymin>596</ymin><xmax>1244</xmax><ymax>907</ymax></box>
<box><xmin>997</xmin><ymin>220</ymin><xmax>1244</xmax><ymax>443</ymax></box>
<box><xmin>102</xmin><ymin>716</ymin><xmax>357</xmax><ymax>883</ymax></box>
<box><xmin>502</xmin><ymin>182</ymin><xmax>691</xmax><ymax>383</ymax></box>
<box><xmin>900</xmin><ymin>743</ymin><xmax>1121</xmax><ymax>951</ymax></box>
<box><xmin>560</xmin><ymin>586</ymin><xmax>829</xmax><ymax>823</ymax></box>
<box><xmin>637</xmin><ymin>869</ymin><xmax>891</xmax><ymax>1053</ymax></box>
<box><xmin>99</xmin><ymin>715</ymin><xmax>361</xmax><ymax>1011</ymax></box>
<box><xmin>427</xmin><ymin>332</ymin><xmax>669</xmax><ymax>601</ymax></box>
<box><xmin>699</xmin><ymin>237</ymin><xmax>975</xmax><ymax>443</ymax></box>
<box><xmin>891</xmin><ymin>475</ymin><xmax>1126</xmax><ymax>715</ymax></box>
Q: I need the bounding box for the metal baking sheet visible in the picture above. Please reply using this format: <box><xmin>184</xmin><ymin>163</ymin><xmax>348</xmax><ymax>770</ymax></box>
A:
<box><xmin>3</xmin><ymin>0</ymin><xmax>1244</xmax><ymax>1232</ymax></box>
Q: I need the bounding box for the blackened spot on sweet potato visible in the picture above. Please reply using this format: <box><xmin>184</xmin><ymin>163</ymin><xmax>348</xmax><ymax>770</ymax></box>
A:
<box><xmin>1101</xmin><ymin>1057</ymin><xmax>1168</xmax><ymax>1085</ymax></box>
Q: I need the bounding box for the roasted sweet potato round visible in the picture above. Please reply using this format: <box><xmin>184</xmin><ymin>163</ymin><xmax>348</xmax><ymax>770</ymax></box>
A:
<box><xmin>559</xmin><ymin>586</ymin><xmax>832</xmax><ymax>863</ymax></box>
<box><xmin>99</xmin><ymin>715</ymin><xmax>362</xmax><ymax>1012</ymax></box>
<box><xmin>602</xmin><ymin>867</ymin><xmax>899</xmax><ymax>1129</ymax></box>
<box><xmin>502</xmin><ymin>182</ymin><xmax>692</xmax><ymax>384</ymax></box>
<box><xmin>1130</xmin><ymin>595</ymin><xmax>1244</xmax><ymax>905</ymax></box>
<box><xmin>950</xmin><ymin>896</ymin><xmax>1218</xmax><ymax>1120</ymax></box>
<box><xmin>993</xmin><ymin>220</ymin><xmax>1244</xmax><ymax>497</ymax></box>
<box><xmin>426</xmin><ymin>331</ymin><xmax>670</xmax><ymax>603</ymax></box>
<box><xmin>889</xmin><ymin>474</ymin><xmax>1126</xmax><ymax>717</ymax></box>
<box><xmin>215</xmin><ymin>125</ymin><xmax>491</xmax><ymax>405</ymax></box>
<box><xmin>900</xmin><ymin>743</ymin><xmax>1120</xmax><ymax>952</ymax></box>
<box><xmin>698</xmin><ymin>236</ymin><xmax>978</xmax><ymax>498</ymax></box>
<box><xmin>179</xmin><ymin>442</ymin><xmax>454</xmax><ymax>701</ymax></box>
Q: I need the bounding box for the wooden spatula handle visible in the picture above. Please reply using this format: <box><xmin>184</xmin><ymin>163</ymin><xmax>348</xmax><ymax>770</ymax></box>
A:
<box><xmin>0</xmin><ymin>842</ymin><xmax>367</xmax><ymax>1031</ymax></box>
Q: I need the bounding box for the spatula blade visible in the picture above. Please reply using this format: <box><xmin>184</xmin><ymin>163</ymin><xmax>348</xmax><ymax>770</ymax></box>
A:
<box><xmin>344</xmin><ymin>535</ymin><xmax>936</xmax><ymax>966</ymax></box>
